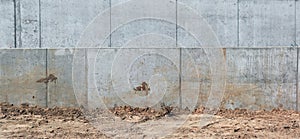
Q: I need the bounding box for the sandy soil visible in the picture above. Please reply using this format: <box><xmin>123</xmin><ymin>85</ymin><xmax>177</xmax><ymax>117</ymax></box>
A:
<box><xmin>1</xmin><ymin>102</ymin><xmax>300</xmax><ymax>139</ymax></box>
<box><xmin>0</xmin><ymin>102</ymin><xmax>107</xmax><ymax>138</ymax></box>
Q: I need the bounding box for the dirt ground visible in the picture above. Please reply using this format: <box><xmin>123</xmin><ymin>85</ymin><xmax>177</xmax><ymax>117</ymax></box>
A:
<box><xmin>1</xmin><ymin>102</ymin><xmax>300</xmax><ymax>139</ymax></box>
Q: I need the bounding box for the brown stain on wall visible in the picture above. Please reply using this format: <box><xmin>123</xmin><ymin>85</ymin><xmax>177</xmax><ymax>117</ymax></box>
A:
<box><xmin>221</xmin><ymin>84</ymin><xmax>264</xmax><ymax>109</ymax></box>
<box><xmin>222</xmin><ymin>48</ymin><xmax>226</xmax><ymax>59</ymax></box>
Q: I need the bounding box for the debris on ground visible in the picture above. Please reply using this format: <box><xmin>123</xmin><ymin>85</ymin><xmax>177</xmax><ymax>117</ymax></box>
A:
<box><xmin>1</xmin><ymin>102</ymin><xmax>300</xmax><ymax>138</ymax></box>
<box><xmin>109</xmin><ymin>105</ymin><xmax>173</xmax><ymax>123</ymax></box>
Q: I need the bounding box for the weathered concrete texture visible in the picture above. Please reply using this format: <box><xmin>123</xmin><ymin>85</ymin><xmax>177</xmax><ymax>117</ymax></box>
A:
<box><xmin>41</xmin><ymin>0</ymin><xmax>110</xmax><ymax>48</ymax></box>
<box><xmin>125</xmin><ymin>34</ymin><xmax>176</xmax><ymax>48</ymax></box>
<box><xmin>298</xmin><ymin>0</ymin><xmax>300</xmax><ymax>111</ymax></box>
<box><xmin>92</xmin><ymin>48</ymin><xmax>180</xmax><ymax>108</ymax></box>
<box><xmin>298</xmin><ymin>49</ymin><xmax>300</xmax><ymax>111</ymax></box>
<box><xmin>47</xmin><ymin>49</ymin><xmax>78</xmax><ymax>107</ymax></box>
<box><xmin>91</xmin><ymin>49</ymin><xmax>128</xmax><ymax>108</ymax></box>
<box><xmin>0</xmin><ymin>49</ymin><xmax>47</xmax><ymax>106</ymax></box>
<box><xmin>297</xmin><ymin>0</ymin><xmax>300</xmax><ymax>45</ymax></box>
<box><xmin>178</xmin><ymin>0</ymin><xmax>238</xmax><ymax>47</ymax></box>
<box><xmin>181</xmin><ymin>48</ymin><xmax>211</xmax><ymax>110</ymax></box>
<box><xmin>16</xmin><ymin>0</ymin><xmax>40</xmax><ymax>48</ymax></box>
<box><xmin>226</xmin><ymin>48</ymin><xmax>297</xmax><ymax>110</ymax></box>
<box><xmin>82</xmin><ymin>48</ymin><xmax>297</xmax><ymax>110</ymax></box>
<box><xmin>0</xmin><ymin>0</ymin><xmax>14</xmax><ymax>48</ymax></box>
<box><xmin>177</xmin><ymin>2</ymin><xmax>225</xmax><ymax>48</ymax></box>
<box><xmin>1</xmin><ymin>0</ymin><xmax>299</xmax><ymax>111</ymax></box>
<box><xmin>0</xmin><ymin>48</ymin><xmax>298</xmax><ymax>111</ymax></box>
<box><xmin>1</xmin><ymin>0</ymin><xmax>298</xmax><ymax>48</ymax></box>
<box><xmin>111</xmin><ymin>0</ymin><xmax>176</xmax><ymax>48</ymax></box>
<box><xmin>239</xmin><ymin>0</ymin><xmax>295</xmax><ymax>47</ymax></box>
<box><xmin>72</xmin><ymin>49</ymin><xmax>88</xmax><ymax>108</ymax></box>
<box><xmin>86</xmin><ymin>48</ymin><xmax>109</xmax><ymax>109</ymax></box>
<box><xmin>110</xmin><ymin>19</ymin><xmax>176</xmax><ymax>48</ymax></box>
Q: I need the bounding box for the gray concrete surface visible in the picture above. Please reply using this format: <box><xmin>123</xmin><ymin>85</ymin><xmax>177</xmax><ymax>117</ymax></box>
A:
<box><xmin>1</xmin><ymin>0</ymin><xmax>298</xmax><ymax>48</ymax></box>
<box><xmin>239</xmin><ymin>0</ymin><xmax>296</xmax><ymax>47</ymax></box>
<box><xmin>297</xmin><ymin>1</ymin><xmax>300</xmax><ymax>45</ymax></box>
<box><xmin>16</xmin><ymin>0</ymin><xmax>40</xmax><ymax>48</ymax></box>
<box><xmin>47</xmin><ymin>49</ymin><xmax>78</xmax><ymax>107</ymax></box>
<box><xmin>0</xmin><ymin>0</ymin><xmax>14</xmax><ymax>48</ymax></box>
<box><xmin>0</xmin><ymin>48</ymin><xmax>298</xmax><ymax>111</ymax></box>
<box><xmin>178</xmin><ymin>0</ymin><xmax>238</xmax><ymax>47</ymax></box>
<box><xmin>226</xmin><ymin>48</ymin><xmax>297</xmax><ymax>110</ymax></box>
<box><xmin>0</xmin><ymin>49</ymin><xmax>47</xmax><ymax>106</ymax></box>
<box><xmin>111</xmin><ymin>0</ymin><xmax>176</xmax><ymax>48</ymax></box>
<box><xmin>41</xmin><ymin>0</ymin><xmax>110</xmax><ymax>48</ymax></box>
<box><xmin>0</xmin><ymin>0</ymin><xmax>300</xmax><ymax>110</ymax></box>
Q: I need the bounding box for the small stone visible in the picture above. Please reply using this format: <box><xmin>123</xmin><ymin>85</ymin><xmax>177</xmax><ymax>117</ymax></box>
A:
<box><xmin>21</xmin><ymin>103</ymin><xmax>29</xmax><ymax>108</ymax></box>
<box><xmin>254</xmin><ymin>127</ymin><xmax>265</xmax><ymax>130</ymax></box>
<box><xmin>234</xmin><ymin>128</ymin><xmax>240</xmax><ymax>132</ymax></box>
<box><xmin>283</xmin><ymin>125</ymin><xmax>290</xmax><ymax>129</ymax></box>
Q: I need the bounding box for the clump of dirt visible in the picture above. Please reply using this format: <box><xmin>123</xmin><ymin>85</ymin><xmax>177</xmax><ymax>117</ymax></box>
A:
<box><xmin>193</xmin><ymin>106</ymin><xmax>206</xmax><ymax>114</ymax></box>
<box><xmin>109</xmin><ymin>105</ymin><xmax>173</xmax><ymax>123</ymax></box>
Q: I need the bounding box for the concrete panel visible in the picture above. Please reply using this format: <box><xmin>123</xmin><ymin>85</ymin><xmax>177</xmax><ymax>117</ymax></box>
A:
<box><xmin>178</xmin><ymin>0</ymin><xmax>238</xmax><ymax>47</ymax></box>
<box><xmin>72</xmin><ymin>49</ymin><xmax>88</xmax><ymax>108</ymax></box>
<box><xmin>0</xmin><ymin>49</ymin><xmax>47</xmax><ymax>106</ymax></box>
<box><xmin>298</xmin><ymin>48</ymin><xmax>300</xmax><ymax>111</ymax></box>
<box><xmin>226</xmin><ymin>48</ymin><xmax>297</xmax><ymax>110</ymax></box>
<box><xmin>41</xmin><ymin>0</ymin><xmax>110</xmax><ymax>48</ymax></box>
<box><xmin>90</xmin><ymin>49</ymin><xmax>125</xmax><ymax>108</ymax></box>
<box><xmin>0</xmin><ymin>48</ymin><xmax>298</xmax><ymax>110</ymax></box>
<box><xmin>111</xmin><ymin>0</ymin><xmax>176</xmax><ymax>48</ymax></box>
<box><xmin>298</xmin><ymin>0</ymin><xmax>300</xmax><ymax>111</ymax></box>
<box><xmin>72</xmin><ymin>48</ymin><xmax>123</xmax><ymax>109</ymax></box>
<box><xmin>91</xmin><ymin>48</ymin><xmax>180</xmax><ymax>108</ymax></box>
<box><xmin>0</xmin><ymin>51</ymin><xmax>5</xmax><ymax>102</ymax></box>
<box><xmin>0</xmin><ymin>0</ymin><xmax>14</xmax><ymax>48</ymax></box>
<box><xmin>86</xmin><ymin>48</ymin><xmax>109</xmax><ymax>109</ymax></box>
<box><xmin>47</xmin><ymin>49</ymin><xmax>78</xmax><ymax>107</ymax></box>
<box><xmin>239</xmin><ymin>0</ymin><xmax>295</xmax><ymax>47</ymax></box>
<box><xmin>177</xmin><ymin>2</ymin><xmax>226</xmax><ymax>48</ymax></box>
<box><xmin>16</xmin><ymin>0</ymin><xmax>40</xmax><ymax>48</ymax></box>
<box><xmin>297</xmin><ymin>0</ymin><xmax>300</xmax><ymax>45</ymax></box>
<box><xmin>181</xmin><ymin>48</ymin><xmax>211</xmax><ymax>110</ymax></box>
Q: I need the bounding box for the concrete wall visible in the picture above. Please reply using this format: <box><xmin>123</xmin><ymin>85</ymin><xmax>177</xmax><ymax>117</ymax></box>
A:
<box><xmin>0</xmin><ymin>0</ymin><xmax>299</xmax><ymax>110</ymax></box>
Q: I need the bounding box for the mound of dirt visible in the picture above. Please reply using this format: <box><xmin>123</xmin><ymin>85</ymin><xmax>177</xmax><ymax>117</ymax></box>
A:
<box><xmin>1</xmin><ymin>103</ymin><xmax>300</xmax><ymax>138</ymax></box>
<box><xmin>109</xmin><ymin>105</ymin><xmax>173</xmax><ymax>123</ymax></box>
<box><xmin>0</xmin><ymin>102</ymin><xmax>174</xmax><ymax>123</ymax></box>
<box><xmin>193</xmin><ymin>106</ymin><xmax>300</xmax><ymax>119</ymax></box>
<box><xmin>0</xmin><ymin>102</ymin><xmax>107</xmax><ymax>138</ymax></box>
<box><xmin>0</xmin><ymin>102</ymin><xmax>83</xmax><ymax>119</ymax></box>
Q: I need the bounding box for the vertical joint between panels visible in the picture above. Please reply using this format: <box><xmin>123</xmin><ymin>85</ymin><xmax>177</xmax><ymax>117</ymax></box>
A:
<box><xmin>176</xmin><ymin>0</ymin><xmax>182</xmax><ymax>109</ymax></box>
<box><xmin>237</xmin><ymin>0</ymin><xmax>240</xmax><ymax>47</ymax></box>
<box><xmin>15</xmin><ymin>0</ymin><xmax>22</xmax><ymax>48</ymax></box>
<box><xmin>109</xmin><ymin>0</ymin><xmax>112</xmax><ymax>47</ymax></box>
<box><xmin>38</xmin><ymin>0</ymin><xmax>42</xmax><ymax>48</ymax></box>
<box><xmin>13</xmin><ymin>0</ymin><xmax>17</xmax><ymax>48</ymax></box>
<box><xmin>45</xmin><ymin>49</ymin><xmax>48</xmax><ymax>107</ymax></box>
<box><xmin>295</xmin><ymin>0</ymin><xmax>299</xmax><ymax>111</ymax></box>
